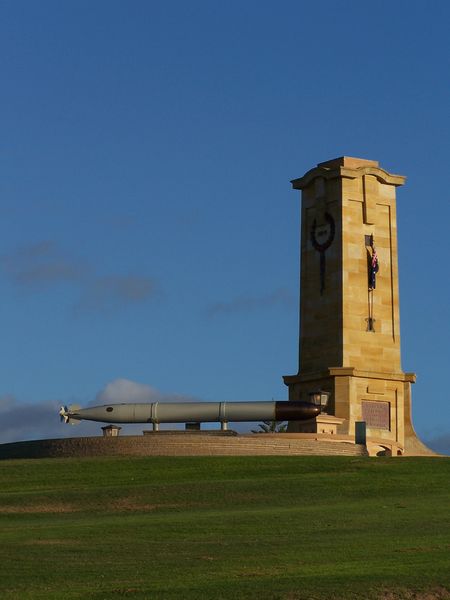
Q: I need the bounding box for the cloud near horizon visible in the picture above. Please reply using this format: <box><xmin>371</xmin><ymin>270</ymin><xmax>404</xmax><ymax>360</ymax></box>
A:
<box><xmin>0</xmin><ymin>394</ymin><xmax>101</xmax><ymax>443</ymax></box>
<box><xmin>423</xmin><ymin>434</ymin><xmax>450</xmax><ymax>456</ymax></box>
<box><xmin>0</xmin><ymin>241</ymin><xmax>157</xmax><ymax>314</ymax></box>
<box><xmin>0</xmin><ymin>379</ymin><xmax>203</xmax><ymax>444</ymax></box>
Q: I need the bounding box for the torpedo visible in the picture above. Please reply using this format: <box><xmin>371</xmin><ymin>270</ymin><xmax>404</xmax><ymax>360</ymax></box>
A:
<box><xmin>59</xmin><ymin>401</ymin><xmax>320</xmax><ymax>427</ymax></box>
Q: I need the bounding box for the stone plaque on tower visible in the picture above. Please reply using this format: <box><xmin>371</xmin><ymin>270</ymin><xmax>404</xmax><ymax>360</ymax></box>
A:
<box><xmin>283</xmin><ymin>157</ymin><xmax>432</xmax><ymax>456</ymax></box>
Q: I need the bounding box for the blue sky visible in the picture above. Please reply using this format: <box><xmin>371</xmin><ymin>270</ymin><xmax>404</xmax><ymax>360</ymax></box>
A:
<box><xmin>0</xmin><ymin>1</ymin><xmax>449</xmax><ymax>452</ymax></box>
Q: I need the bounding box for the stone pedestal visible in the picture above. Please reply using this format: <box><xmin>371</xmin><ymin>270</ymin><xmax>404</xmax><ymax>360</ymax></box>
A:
<box><xmin>295</xmin><ymin>414</ymin><xmax>345</xmax><ymax>435</ymax></box>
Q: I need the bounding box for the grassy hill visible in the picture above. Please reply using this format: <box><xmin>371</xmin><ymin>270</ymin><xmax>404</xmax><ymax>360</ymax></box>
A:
<box><xmin>0</xmin><ymin>456</ymin><xmax>449</xmax><ymax>599</ymax></box>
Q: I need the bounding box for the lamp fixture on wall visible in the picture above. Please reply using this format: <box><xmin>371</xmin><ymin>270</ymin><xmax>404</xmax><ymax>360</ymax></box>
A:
<box><xmin>308</xmin><ymin>390</ymin><xmax>330</xmax><ymax>414</ymax></box>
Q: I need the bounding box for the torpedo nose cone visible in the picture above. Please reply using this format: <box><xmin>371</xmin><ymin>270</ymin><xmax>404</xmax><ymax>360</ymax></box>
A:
<box><xmin>275</xmin><ymin>401</ymin><xmax>321</xmax><ymax>421</ymax></box>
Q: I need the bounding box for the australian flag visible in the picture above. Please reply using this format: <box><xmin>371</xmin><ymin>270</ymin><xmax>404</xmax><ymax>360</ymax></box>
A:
<box><xmin>369</xmin><ymin>247</ymin><xmax>379</xmax><ymax>290</ymax></box>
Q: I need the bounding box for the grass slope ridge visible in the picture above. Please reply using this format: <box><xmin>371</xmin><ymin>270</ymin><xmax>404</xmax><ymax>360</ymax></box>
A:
<box><xmin>0</xmin><ymin>456</ymin><xmax>449</xmax><ymax>600</ymax></box>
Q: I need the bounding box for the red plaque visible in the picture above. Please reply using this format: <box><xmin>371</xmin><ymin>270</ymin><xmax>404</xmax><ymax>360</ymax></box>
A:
<box><xmin>361</xmin><ymin>401</ymin><xmax>390</xmax><ymax>430</ymax></box>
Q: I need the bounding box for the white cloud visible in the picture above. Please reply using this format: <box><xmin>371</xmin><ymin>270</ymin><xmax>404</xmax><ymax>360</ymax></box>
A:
<box><xmin>94</xmin><ymin>378</ymin><xmax>198</xmax><ymax>405</ymax></box>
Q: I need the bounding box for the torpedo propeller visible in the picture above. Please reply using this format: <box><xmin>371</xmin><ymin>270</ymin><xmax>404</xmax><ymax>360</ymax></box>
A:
<box><xmin>59</xmin><ymin>405</ymin><xmax>81</xmax><ymax>425</ymax></box>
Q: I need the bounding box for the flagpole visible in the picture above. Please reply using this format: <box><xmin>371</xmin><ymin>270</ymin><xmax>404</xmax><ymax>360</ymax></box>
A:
<box><xmin>367</xmin><ymin>235</ymin><xmax>378</xmax><ymax>332</ymax></box>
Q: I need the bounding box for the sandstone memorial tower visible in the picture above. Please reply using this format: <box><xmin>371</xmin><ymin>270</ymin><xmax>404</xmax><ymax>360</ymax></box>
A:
<box><xmin>284</xmin><ymin>157</ymin><xmax>431</xmax><ymax>456</ymax></box>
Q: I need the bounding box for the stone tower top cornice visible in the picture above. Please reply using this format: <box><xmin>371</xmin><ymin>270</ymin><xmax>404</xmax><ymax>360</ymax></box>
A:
<box><xmin>291</xmin><ymin>156</ymin><xmax>406</xmax><ymax>190</ymax></box>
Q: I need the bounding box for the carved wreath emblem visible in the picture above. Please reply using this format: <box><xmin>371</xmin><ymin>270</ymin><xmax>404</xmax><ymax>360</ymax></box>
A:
<box><xmin>310</xmin><ymin>212</ymin><xmax>335</xmax><ymax>294</ymax></box>
<box><xmin>310</xmin><ymin>212</ymin><xmax>335</xmax><ymax>252</ymax></box>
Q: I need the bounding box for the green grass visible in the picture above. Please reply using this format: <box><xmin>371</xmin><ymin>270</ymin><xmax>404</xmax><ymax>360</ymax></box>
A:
<box><xmin>0</xmin><ymin>456</ymin><xmax>449</xmax><ymax>599</ymax></box>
